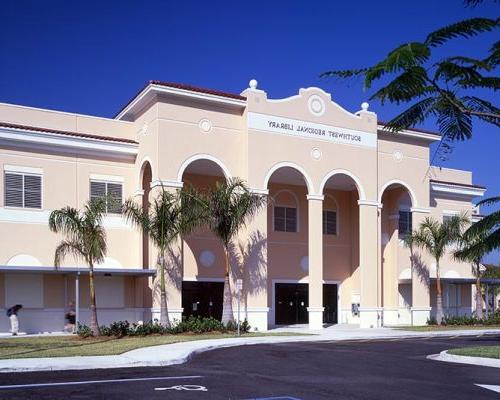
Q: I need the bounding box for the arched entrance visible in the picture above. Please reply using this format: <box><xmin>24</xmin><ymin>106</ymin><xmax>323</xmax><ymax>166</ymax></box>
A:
<box><xmin>180</xmin><ymin>156</ymin><xmax>231</xmax><ymax>321</ymax></box>
<box><xmin>321</xmin><ymin>171</ymin><xmax>363</xmax><ymax>325</ymax></box>
<box><xmin>379</xmin><ymin>181</ymin><xmax>416</xmax><ymax>326</ymax></box>
<box><xmin>265</xmin><ymin>164</ymin><xmax>312</xmax><ymax>326</ymax></box>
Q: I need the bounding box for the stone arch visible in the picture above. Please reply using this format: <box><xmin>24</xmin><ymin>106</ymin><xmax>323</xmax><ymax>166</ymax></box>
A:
<box><xmin>138</xmin><ymin>156</ymin><xmax>154</xmax><ymax>190</ymax></box>
<box><xmin>319</xmin><ymin>169</ymin><xmax>366</xmax><ymax>200</ymax></box>
<box><xmin>378</xmin><ymin>179</ymin><xmax>418</xmax><ymax>208</ymax></box>
<box><xmin>7</xmin><ymin>254</ymin><xmax>42</xmax><ymax>267</ymax></box>
<box><xmin>177</xmin><ymin>153</ymin><xmax>232</xmax><ymax>183</ymax></box>
<box><xmin>263</xmin><ymin>162</ymin><xmax>314</xmax><ymax>195</ymax></box>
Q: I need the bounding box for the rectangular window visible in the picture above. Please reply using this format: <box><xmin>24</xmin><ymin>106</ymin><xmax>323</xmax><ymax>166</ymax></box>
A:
<box><xmin>4</xmin><ymin>172</ymin><xmax>42</xmax><ymax>209</ymax></box>
<box><xmin>323</xmin><ymin>210</ymin><xmax>337</xmax><ymax>235</ymax></box>
<box><xmin>90</xmin><ymin>180</ymin><xmax>123</xmax><ymax>214</ymax></box>
<box><xmin>398</xmin><ymin>210</ymin><xmax>412</xmax><ymax>237</ymax></box>
<box><xmin>274</xmin><ymin>206</ymin><xmax>297</xmax><ymax>232</ymax></box>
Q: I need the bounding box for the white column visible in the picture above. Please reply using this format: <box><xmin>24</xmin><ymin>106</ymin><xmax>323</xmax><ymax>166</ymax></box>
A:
<box><xmin>243</xmin><ymin>189</ymin><xmax>269</xmax><ymax>331</ymax></box>
<box><xmin>358</xmin><ymin>201</ymin><xmax>383</xmax><ymax>328</ymax></box>
<box><xmin>307</xmin><ymin>195</ymin><xmax>324</xmax><ymax>330</ymax></box>
<box><xmin>410</xmin><ymin>209</ymin><xmax>431</xmax><ymax>325</ymax></box>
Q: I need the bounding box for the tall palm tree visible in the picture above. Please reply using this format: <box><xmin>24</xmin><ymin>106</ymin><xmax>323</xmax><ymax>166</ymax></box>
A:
<box><xmin>49</xmin><ymin>198</ymin><xmax>108</xmax><ymax>336</ymax></box>
<box><xmin>123</xmin><ymin>186</ymin><xmax>202</xmax><ymax>327</ymax></box>
<box><xmin>454</xmin><ymin>197</ymin><xmax>500</xmax><ymax>318</ymax></box>
<box><xmin>200</xmin><ymin>179</ymin><xmax>266</xmax><ymax>324</ymax></box>
<box><xmin>406</xmin><ymin>214</ymin><xmax>469</xmax><ymax>324</ymax></box>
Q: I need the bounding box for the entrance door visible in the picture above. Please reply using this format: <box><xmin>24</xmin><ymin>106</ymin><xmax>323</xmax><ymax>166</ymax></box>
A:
<box><xmin>323</xmin><ymin>284</ymin><xmax>338</xmax><ymax>324</ymax></box>
<box><xmin>275</xmin><ymin>283</ymin><xmax>308</xmax><ymax>325</ymax></box>
<box><xmin>182</xmin><ymin>281</ymin><xmax>224</xmax><ymax>320</ymax></box>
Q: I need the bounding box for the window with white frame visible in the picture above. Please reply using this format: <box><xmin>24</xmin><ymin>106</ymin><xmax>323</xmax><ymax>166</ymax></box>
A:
<box><xmin>90</xmin><ymin>180</ymin><xmax>123</xmax><ymax>214</ymax></box>
<box><xmin>398</xmin><ymin>210</ymin><xmax>412</xmax><ymax>238</ymax></box>
<box><xmin>4</xmin><ymin>171</ymin><xmax>42</xmax><ymax>209</ymax></box>
<box><xmin>323</xmin><ymin>210</ymin><xmax>337</xmax><ymax>235</ymax></box>
<box><xmin>274</xmin><ymin>206</ymin><xmax>297</xmax><ymax>232</ymax></box>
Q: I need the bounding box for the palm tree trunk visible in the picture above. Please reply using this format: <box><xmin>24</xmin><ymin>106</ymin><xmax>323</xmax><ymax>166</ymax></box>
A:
<box><xmin>88</xmin><ymin>262</ymin><xmax>100</xmax><ymax>336</ymax></box>
<box><xmin>475</xmin><ymin>261</ymin><xmax>483</xmax><ymax>319</ymax></box>
<box><xmin>435</xmin><ymin>260</ymin><xmax>444</xmax><ymax>325</ymax></box>
<box><xmin>221</xmin><ymin>246</ymin><xmax>234</xmax><ymax>325</ymax></box>
<box><xmin>159</xmin><ymin>253</ymin><xmax>170</xmax><ymax>327</ymax></box>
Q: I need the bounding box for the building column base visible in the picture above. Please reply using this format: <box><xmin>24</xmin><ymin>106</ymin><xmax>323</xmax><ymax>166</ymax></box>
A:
<box><xmin>238</xmin><ymin>307</ymin><xmax>269</xmax><ymax>332</ymax></box>
<box><xmin>359</xmin><ymin>307</ymin><xmax>383</xmax><ymax>328</ymax></box>
<box><xmin>307</xmin><ymin>307</ymin><xmax>325</xmax><ymax>330</ymax></box>
<box><xmin>411</xmin><ymin>306</ymin><xmax>431</xmax><ymax>326</ymax></box>
<box><xmin>151</xmin><ymin>308</ymin><xmax>183</xmax><ymax>326</ymax></box>
<box><xmin>382</xmin><ymin>308</ymin><xmax>399</xmax><ymax>326</ymax></box>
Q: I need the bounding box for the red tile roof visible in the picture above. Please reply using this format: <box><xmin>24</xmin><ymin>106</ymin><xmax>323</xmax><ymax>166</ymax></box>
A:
<box><xmin>378</xmin><ymin>121</ymin><xmax>441</xmax><ymax>137</ymax></box>
<box><xmin>150</xmin><ymin>80</ymin><xmax>246</xmax><ymax>101</ymax></box>
<box><xmin>430</xmin><ymin>179</ymin><xmax>486</xmax><ymax>190</ymax></box>
<box><xmin>114</xmin><ymin>80</ymin><xmax>246</xmax><ymax>118</ymax></box>
<box><xmin>0</xmin><ymin>122</ymin><xmax>138</xmax><ymax>144</ymax></box>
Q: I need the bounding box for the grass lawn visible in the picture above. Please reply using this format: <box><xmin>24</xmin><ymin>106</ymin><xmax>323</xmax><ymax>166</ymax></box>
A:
<box><xmin>394</xmin><ymin>325</ymin><xmax>500</xmax><ymax>332</ymax></box>
<box><xmin>0</xmin><ymin>332</ymin><xmax>306</xmax><ymax>360</ymax></box>
<box><xmin>448</xmin><ymin>346</ymin><xmax>500</xmax><ymax>359</ymax></box>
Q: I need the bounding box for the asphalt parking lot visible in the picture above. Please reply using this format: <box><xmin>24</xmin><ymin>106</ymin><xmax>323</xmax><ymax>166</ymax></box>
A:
<box><xmin>0</xmin><ymin>335</ymin><xmax>499</xmax><ymax>399</ymax></box>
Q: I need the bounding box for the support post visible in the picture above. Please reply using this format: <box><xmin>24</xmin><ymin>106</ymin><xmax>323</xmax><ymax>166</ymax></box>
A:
<box><xmin>410</xmin><ymin>210</ymin><xmax>431</xmax><ymax>325</ymax></box>
<box><xmin>307</xmin><ymin>195</ymin><xmax>324</xmax><ymax>330</ymax></box>
<box><xmin>358</xmin><ymin>201</ymin><xmax>382</xmax><ymax>328</ymax></box>
<box><xmin>75</xmin><ymin>271</ymin><xmax>80</xmax><ymax>329</ymax></box>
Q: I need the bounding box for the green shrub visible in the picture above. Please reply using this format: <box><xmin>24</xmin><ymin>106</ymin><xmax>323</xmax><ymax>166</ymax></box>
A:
<box><xmin>76</xmin><ymin>323</ymin><xmax>93</xmax><ymax>338</ymax></box>
<box><xmin>77</xmin><ymin>316</ymin><xmax>251</xmax><ymax>338</ymax></box>
<box><xmin>427</xmin><ymin>311</ymin><xmax>500</xmax><ymax>326</ymax></box>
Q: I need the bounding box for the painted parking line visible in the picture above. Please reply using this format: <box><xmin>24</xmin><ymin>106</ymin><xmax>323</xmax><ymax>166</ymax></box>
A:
<box><xmin>244</xmin><ymin>397</ymin><xmax>303</xmax><ymax>400</ymax></box>
<box><xmin>0</xmin><ymin>375</ymin><xmax>203</xmax><ymax>390</ymax></box>
<box><xmin>475</xmin><ymin>384</ymin><xmax>500</xmax><ymax>394</ymax></box>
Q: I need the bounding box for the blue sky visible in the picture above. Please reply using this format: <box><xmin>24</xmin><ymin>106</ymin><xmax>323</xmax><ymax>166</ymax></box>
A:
<box><xmin>1</xmin><ymin>1</ymin><xmax>498</xmax><ymax>261</ymax></box>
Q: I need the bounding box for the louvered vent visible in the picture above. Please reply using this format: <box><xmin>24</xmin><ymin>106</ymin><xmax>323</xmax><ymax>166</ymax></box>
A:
<box><xmin>90</xmin><ymin>180</ymin><xmax>122</xmax><ymax>213</ymax></box>
<box><xmin>4</xmin><ymin>172</ymin><xmax>41</xmax><ymax>209</ymax></box>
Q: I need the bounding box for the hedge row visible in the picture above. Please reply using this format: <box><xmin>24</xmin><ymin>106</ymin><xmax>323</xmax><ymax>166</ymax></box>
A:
<box><xmin>77</xmin><ymin>316</ymin><xmax>251</xmax><ymax>338</ymax></box>
<box><xmin>427</xmin><ymin>310</ymin><xmax>500</xmax><ymax>326</ymax></box>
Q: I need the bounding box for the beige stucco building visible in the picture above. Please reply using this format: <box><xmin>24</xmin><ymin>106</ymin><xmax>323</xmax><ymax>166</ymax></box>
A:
<box><xmin>0</xmin><ymin>80</ymin><xmax>487</xmax><ymax>333</ymax></box>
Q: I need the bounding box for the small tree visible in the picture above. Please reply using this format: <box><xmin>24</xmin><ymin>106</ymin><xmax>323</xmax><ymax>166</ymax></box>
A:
<box><xmin>123</xmin><ymin>186</ymin><xmax>202</xmax><ymax>326</ymax></box>
<box><xmin>406</xmin><ymin>214</ymin><xmax>469</xmax><ymax>324</ymax></box>
<box><xmin>49</xmin><ymin>198</ymin><xmax>108</xmax><ymax>336</ymax></box>
<box><xmin>454</xmin><ymin>197</ymin><xmax>500</xmax><ymax>318</ymax></box>
<box><xmin>199</xmin><ymin>179</ymin><xmax>266</xmax><ymax>324</ymax></box>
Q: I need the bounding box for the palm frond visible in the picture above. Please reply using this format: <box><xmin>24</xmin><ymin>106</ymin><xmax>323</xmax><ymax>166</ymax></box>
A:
<box><xmin>123</xmin><ymin>198</ymin><xmax>150</xmax><ymax>232</ymax></box>
<box><xmin>476</xmin><ymin>196</ymin><xmax>500</xmax><ymax>207</ymax></box>
<box><xmin>382</xmin><ymin>97</ymin><xmax>438</xmax><ymax>132</ymax></box>
<box><xmin>370</xmin><ymin>66</ymin><xmax>430</xmax><ymax>105</ymax></box>
<box><xmin>48</xmin><ymin>206</ymin><xmax>82</xmax><ymax>238</ymax></box>
<box><xmin>435</xmin><ymin>95</ymin><xmax>473</xmax><ymax>141</ymax></box>
<box><xmin>54</xmin><ymin>240</ymin><xmax>86</xmax><ymax>267</ymax></box>
<box><xmin>364</xmin><ymin>42</ymin><xmax>431</xmax><ymax>89</ymax></box>
<box><xmin>425</xmin><ymin>17</ymin><xmax>499</xmax><ymax>47</ymax></box>
<box><xmin>319</xmin><ymin>68</ymin><xmax>368</xmax><ymax>79</ymax></box>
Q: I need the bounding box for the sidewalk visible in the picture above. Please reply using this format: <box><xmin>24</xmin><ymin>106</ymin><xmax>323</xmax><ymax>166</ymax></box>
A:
<box><xmin>1</xmin><ymin>325</ymin><xmax>499</xmax><ymax>373</ymax></box>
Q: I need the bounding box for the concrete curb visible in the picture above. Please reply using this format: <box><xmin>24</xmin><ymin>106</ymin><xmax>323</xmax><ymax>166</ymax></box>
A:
<box><xmin>427</xmin><ymin>350</ymin><xmax>500</xmax><ymax>369</ymax></box>
<box><xmin>1</xmin><ymin>328</ymin><xmax>499</xmax><ymax>373</ymax></box>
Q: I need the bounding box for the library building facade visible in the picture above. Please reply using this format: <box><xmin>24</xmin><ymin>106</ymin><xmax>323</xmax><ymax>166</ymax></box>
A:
<box><xmin>0</xmin><ymin>79</ymin><xmax>487</xmax><ymax>332</ymax></box>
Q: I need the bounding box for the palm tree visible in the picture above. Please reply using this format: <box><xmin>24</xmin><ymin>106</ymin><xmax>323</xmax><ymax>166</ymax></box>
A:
<box><xmin>406</xmin><ymin>214</ymin><xmax>469</xmax><ymax>324</ymax></box>
<box><xmin>49</xmin><ymin>198</ymin><xmax>108</xmax><ymax>336</ymax></box>
<box><xmin>454</xmin><ymin>197</ymin><xmax>500</xmax><ymax>318</ymax></box>
<box><xmin>123</xmin><ymin>186</ymin><xmax>202</xmax><ymax>327</ymax></box>
<box><xmin>199</xmin><ymin>179</ymin><xmax>266</xmax><ymax>324</ymax></box>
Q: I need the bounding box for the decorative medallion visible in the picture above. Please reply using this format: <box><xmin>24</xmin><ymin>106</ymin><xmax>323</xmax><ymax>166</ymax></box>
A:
<box><xmin>392</xmin><ymin>150</ymin><xmax>403</xmax><ymax>163</ymax></box>
<box><xmin>311</xmin><ymin>147</ymin><xmax>322</xmax><ymax>160</ymax></box>
<box><xmin>199</xmin><ymin>250</ymin><xmax>215</xmax><ymax>267</ymax></box>
<box><xmin>300</xmin><ymin>256</ymin><xmax>309</xmax><ymax>272</ymax></box>
<box><xmin>198</xmin><ymin>118</ymin><xmax>212</xmax><ymax>133</ymax></box>
<box><xmin>307</xmin><ymin>95</ymin><xmax>325</xmax><ymax>116</ymax></box>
